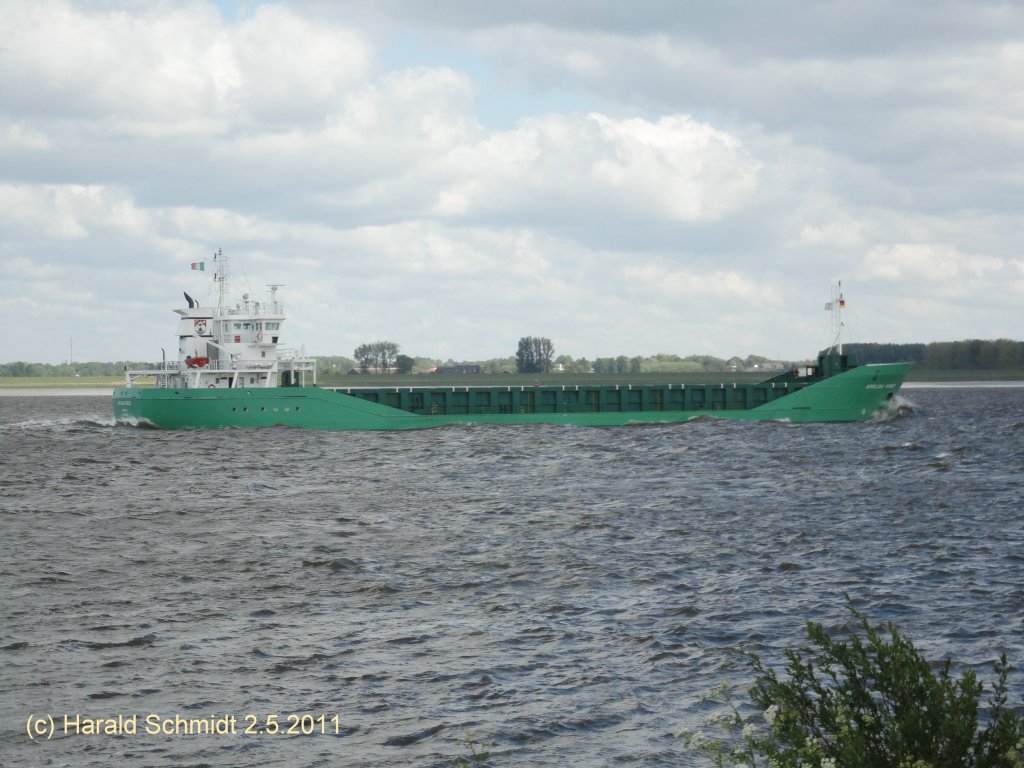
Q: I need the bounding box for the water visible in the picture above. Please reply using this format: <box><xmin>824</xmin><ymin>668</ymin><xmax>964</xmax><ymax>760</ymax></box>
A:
<box><xmin>2</xmin><ymin>387</ymin><xmax>1023</xmax><ymax>766</ymax></box>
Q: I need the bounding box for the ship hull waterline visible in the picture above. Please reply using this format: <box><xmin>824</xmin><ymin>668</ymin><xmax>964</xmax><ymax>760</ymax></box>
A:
<box><xmin>113</xmin><ymin>362</ymin><xmax>912</xmax><ymax>430</ymax></box>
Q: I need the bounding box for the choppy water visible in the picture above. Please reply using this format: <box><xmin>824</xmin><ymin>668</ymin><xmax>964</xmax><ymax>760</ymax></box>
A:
<box><xmin>2</xmin><ymin>387</ymin><xmax>1023</xmax><ymax>767</ymax></box>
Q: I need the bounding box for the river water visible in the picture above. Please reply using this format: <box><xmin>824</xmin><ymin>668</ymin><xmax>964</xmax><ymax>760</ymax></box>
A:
<box><xmin>1</xmin><ymin>386</ymin><xmax>1022</xmax><ymax>766</ymax></box>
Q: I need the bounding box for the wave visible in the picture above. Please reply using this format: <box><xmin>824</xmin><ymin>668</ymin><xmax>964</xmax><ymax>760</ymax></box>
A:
<box><xmin>114</xmin><ymin>415</ymin><xmax>160</xmax><ymax>429</ymax></box>
<box><xmin>868</xmin><ymin>393</ymin><xmax>916</xmax><ymax>422</ymax></box>
<box><xmin>0</xmin><ymin>414</ymin><xmax>118</xmax><ymax>432</ymax></box>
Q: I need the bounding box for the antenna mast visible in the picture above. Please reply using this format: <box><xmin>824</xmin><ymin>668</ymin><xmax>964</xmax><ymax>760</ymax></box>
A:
<box><xmin>213</xmin><ymin>248</ymin><xmax>228</xmax><ymax>308</ymax></box>
<box><xmin>267</xmin><ymin>284</ymin><xmax>285</xmax><ymax>313</ymax></box>
<box><xmin>825</xmin><ymin>281</ymin><xmax>846</xmax><ymax>355</ymax></box>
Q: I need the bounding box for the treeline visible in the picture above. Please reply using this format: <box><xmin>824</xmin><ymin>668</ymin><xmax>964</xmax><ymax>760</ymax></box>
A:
<box><xmin>0</xmin><ymin>361</ymin><xmax>153</xmax><ymax>377</ymax></box>
<box><xmin>844</xmin><ymin>339</ymin><xmax>1024</xmax><ymax>369</ymax></box>
<box><xmin>590</xmin><ymin>353</ymin><xmax>778</xmax><ymax>374</ymax></box>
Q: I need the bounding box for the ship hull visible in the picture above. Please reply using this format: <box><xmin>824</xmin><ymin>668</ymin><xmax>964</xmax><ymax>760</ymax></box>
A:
<box><xmin>113</xmin><ymin>362</ymin><xmax>911</xmax><ymax>430</ymax></box>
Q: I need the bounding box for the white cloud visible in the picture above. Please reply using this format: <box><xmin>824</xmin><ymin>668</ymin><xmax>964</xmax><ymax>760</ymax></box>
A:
<box><xmin>0</xmin><ymin>0</ymin><xmax>372</xmax><ymax>135</ymax></box>
<box><xmin>232</xmin><ymin>4</ymin><xmax>372</xmax><ymax>122</ymax></box>
<box><xmin>2</xmin><ymin>122</ymin><xmax>52</xmax><ymax>150</ymax></box>
<box><xmin>588</xmin><ymin>113</ymin><xmax>759</xmax><ymax>221</ymax></box>
<box><xmin>406</xmin><ymin>111</ymin><xmax>759</xmax><ymax>227</ymax></box>
<box><xmin>0</xmin><ymin>1</ymin><xmax>226</xmax><ymax>130</ymax></box>
<box><xmin>622</xmin><ymin>265</ymin><xmax>771</xmax><ymax>302</ymax></box>
<box><xmin>862</xmin><ymin>244</ymin><xmax>1005</xmax><ymax>284</ymax></box>
<box><xmin>0</xmin><ymin>184</ymin><xmax>137</xmax><ymax>241</ymax></box>
<box><xmin>793</xmin><ymin>216</ymin><xmax>865</xmax><ymax>250</ymax></box>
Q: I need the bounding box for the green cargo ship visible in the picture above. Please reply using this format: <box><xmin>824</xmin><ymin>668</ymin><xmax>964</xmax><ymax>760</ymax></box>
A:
<box><xmin>113</xmin><ymin>257</ymin><xmax>910</xmax><ymax>429</ymax></box>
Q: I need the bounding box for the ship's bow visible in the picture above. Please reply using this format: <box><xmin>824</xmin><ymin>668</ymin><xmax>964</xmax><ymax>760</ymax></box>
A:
<box><xmin>752</xmin><ymin>362</ymin><xmax>912</xmax><ymax>423</ymax></box>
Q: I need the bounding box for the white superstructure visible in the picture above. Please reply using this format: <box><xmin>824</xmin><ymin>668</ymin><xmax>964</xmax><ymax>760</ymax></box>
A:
<box><xmin>124</xmin><ymin>250</ymin><xmax>316</xmax><ymax>389</ymax></box>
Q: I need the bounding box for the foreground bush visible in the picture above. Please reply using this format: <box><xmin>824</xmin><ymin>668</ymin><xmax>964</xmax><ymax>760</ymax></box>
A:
<box><xmin>681</xmin><ymin>600</ymin><xmax>1024</xmax><ymax>768</ymax></box>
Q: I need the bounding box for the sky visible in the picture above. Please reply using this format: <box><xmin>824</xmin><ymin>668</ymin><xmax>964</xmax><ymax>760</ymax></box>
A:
<box><xmin>2</xmin><ymin>0</ymin><xmax>1022</xmax><ymax>365</ymax></box>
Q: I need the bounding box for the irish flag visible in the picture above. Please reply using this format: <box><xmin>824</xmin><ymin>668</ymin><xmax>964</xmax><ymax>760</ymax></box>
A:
<box><xmin>190</xmin><ymin>262</ymin><xmax>205</xmax><ymax>271</ymax></box>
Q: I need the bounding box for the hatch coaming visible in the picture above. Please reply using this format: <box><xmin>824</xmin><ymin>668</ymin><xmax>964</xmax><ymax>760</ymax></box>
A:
<box><xmin>327</xmin><ymin>379</ymin><xmax>806</xmax><ymax>416</ymax></box>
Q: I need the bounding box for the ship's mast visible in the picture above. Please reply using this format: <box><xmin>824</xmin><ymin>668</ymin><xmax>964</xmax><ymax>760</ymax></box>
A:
<box><xmin>826</xmin><ymin>281</ymin><xmax>846</xmax><ymax>355</ymax></box>
<box><xmin>213</xmin><ymin>248</ymin><xmax>228</xmax><ymax>309</ymax></box>
<box><xmin>267</xmin><ymin>284</ymin><xmax>284</xmax><ymax>313</ymax></box>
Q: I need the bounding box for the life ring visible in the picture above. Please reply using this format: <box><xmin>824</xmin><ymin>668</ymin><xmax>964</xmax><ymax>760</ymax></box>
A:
<box><xmin>207</xmin><ymin>384</ymin><xmax>216</xmax><ymax>388</ymax></box>
<box><xmin>194</xmin><ymin>319</ymin><xmax>208</xmax><ymax>335</ymax></box>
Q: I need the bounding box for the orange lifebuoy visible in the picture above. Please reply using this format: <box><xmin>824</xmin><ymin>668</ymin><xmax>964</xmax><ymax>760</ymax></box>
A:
<box><xmin>207</xmin><ymin>384</ymin><xmax>216</xmax><ymax>388</ymax></box>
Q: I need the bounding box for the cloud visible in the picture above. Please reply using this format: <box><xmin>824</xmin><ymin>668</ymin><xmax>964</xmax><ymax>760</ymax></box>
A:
<box><xmin>416</xmin><ymin>111</ymin><xmax>759</xmax><ymax>225</ymax></box>
<box><xmin>232</xmin><ymin>4</ymin><xmax>372</xmax><ymax>123</ymax></box>
<box><xmin>1</xmin><ymin>1</ymin><xmax>227</xmax><ymax>130</ymax></box>
<box><xmin>2</xmin><ymin>122</ymin><xmax>52</xmax><ymax>151</ymax></box>
<box><xmin>0</xmin><ymin>183</ymin><xmax>152</xmax><ymax>241</ymax></box>
<box><xmin>1</xmin><ymin>0</ymin><xmax>1023</xmax><ymax>364</ymax></box>
<box><xmin>862</xmin><ymin>244</ymin><xmax>1005</xmax><ymax>285</ymax></box>
<box><xmin>622</xmin><ymin>265</ymin><xmax>770</xmax><ymax>302</ymax></box>
<box><xmin>0</xmin><ymin>0</ymin><xmax>372</xmax><ymax>135</ymax></box>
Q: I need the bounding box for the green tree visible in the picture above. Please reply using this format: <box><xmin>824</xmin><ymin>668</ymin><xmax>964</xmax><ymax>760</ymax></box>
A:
<box><xmin>353</xmin><ymin>344</ymin><xmax>373</xmax><ymax>374</ymax></box>
<box><xmin>353</xmin><ymin>341</ymin><xmax>400</xmax><ymax>373</ymax></box>
<box><xmin>371</xmin><ymin>341</ymin><xmax>400</xmax><ymax>372</ymax></box>
<box><xmin>395</xmin><ymin>354</ymin><xmax>415</xmax><ymax>374</ymax></box>
<box><xmin>568</xmin><ymin>356</ymin><xmax>591</xmax><ymax>374</ymax></box>
<box><xmin>996</xmin><ymin>339</ymin><xmax>1023</xmax><ymax>368</ymax></box>
<box><xmin>516</xmin><ymin>336</ymin><xmax>554</xmax><ymax>373</ymax></box>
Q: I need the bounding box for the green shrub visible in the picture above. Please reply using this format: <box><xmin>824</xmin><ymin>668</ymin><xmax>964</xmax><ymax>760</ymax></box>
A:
<box><xmin>680</xmin><ymin>599</ymin><xmax>1024</xmax><ymax>768</ymax></box>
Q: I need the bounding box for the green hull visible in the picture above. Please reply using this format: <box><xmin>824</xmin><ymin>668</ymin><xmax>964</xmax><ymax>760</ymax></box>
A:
<box><xmin>113</xmin><ymin>362</ymin><xmax>911</xmax><ymax>430</ymax></box>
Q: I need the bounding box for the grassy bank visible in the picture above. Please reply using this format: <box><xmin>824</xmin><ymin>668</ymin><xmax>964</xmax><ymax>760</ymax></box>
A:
<box><xmin>0</xmin><ymin>376</ymin><xmax>124</xmax><ymax>389</ymax></box>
